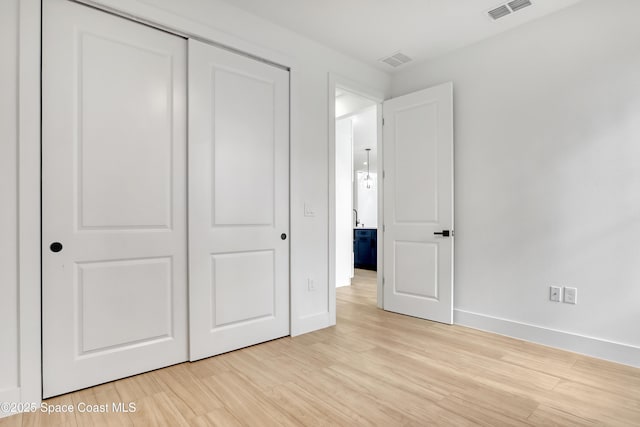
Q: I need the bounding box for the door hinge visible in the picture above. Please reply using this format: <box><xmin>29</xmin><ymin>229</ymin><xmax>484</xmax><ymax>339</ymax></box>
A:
<box><xmin>382</xmin><ymin>170</ymin><xmax>386</xmax><ymax>179</ymax></box>
<box><xmin>382</xmin><ymin>224</ymin><xmax>386</xmax><ymax>232</ymax></box>
<box><xmin>382</xmin><ymin>118</ymin><xmax>385</xmax><ymax>126</ymax></box>
<box><xmin>382</xmin><ymin>276</ymin><xmax>385</xmax><ymax>286</ymax></box>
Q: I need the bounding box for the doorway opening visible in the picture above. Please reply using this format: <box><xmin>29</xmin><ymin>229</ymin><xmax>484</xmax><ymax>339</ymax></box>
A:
<box><xmin>330</xmin><ymin>79</ymin><xmax>455</xmax><ymax>327</ymax></box>
<box><xmin>331</xmin><ymin>83</ymin><xmax>383</xmax><ymax>313</ymax></box>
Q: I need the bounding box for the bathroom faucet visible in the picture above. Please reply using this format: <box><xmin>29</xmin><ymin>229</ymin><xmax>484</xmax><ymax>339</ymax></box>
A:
<box><xmin>353</xmin><ymin>209</ymin><xmax>360</xmax><ymax>227</ymax></box>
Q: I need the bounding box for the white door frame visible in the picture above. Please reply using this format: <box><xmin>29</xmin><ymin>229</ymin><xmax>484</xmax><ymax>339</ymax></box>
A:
<box><xmin>328</xmin><ymin>73</ymin><xmax>385</xmax><ymax>314</ymax></box>
<box><xmin>24</xmin><ymin>0</ymin><xmax>298</xmax><ymax>405</ymax></box>
<box><xmin>12</xmin><ymin>0</ymin><xmax>42</xmax><ymax>410</ymax></box>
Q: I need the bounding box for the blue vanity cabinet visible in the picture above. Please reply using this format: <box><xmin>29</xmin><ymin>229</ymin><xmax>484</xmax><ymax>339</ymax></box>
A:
<box><xmin>354</xmin><ymin>228</ymin><xmax>377</xmax><ymax>270</ymax></box>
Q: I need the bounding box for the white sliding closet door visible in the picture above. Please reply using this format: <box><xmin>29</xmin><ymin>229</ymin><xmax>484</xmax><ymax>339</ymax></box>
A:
<box><xmin>188</xmin><ymin>39</ymin><xmax>290</xmax><ymax>360</ymax></box>
<box><xmin>42</xmin><ymin>0</ymin><xmax>188</xmax><ymax>397</ymax></box>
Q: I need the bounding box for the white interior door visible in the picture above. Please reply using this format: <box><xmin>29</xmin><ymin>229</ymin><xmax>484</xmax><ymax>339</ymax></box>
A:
<box><xmin>188</xmin><ymin>39</ymin><xmax>290</xmax><ymax>361</ymax></box>
<box><xmin>42</xmin><ymin>0</ymin><xmax>188</xmax><ymax>397</ymax></box>
<box><xmin>382</xmin><ymin>82</ymin><xmax>454</xmax><ymax>324</ymax></box>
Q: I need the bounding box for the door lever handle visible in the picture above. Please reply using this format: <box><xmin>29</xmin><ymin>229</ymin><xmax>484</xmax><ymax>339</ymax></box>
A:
<box><xmin>433</xmin><ymin>230</ymin><xmax>450</xmax><ymax>237</ymax></box>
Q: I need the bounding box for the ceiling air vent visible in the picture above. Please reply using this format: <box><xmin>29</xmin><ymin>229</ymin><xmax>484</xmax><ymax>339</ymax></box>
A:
<box><xmin>488</xmin><ymin>0</ymin><xmax>532</xmax><ymax>20</ymax></box>
<box><xmin>379</xmin><ymin>51</ymin><xmax>413</xmax><ymax>68</ymax></box>
<box><xmin>508</xmin><ymin>0</ymin><xmax>532</xmax><ymax>12</ymax></box>
<box><xmin>488</xmin><ymin>5</ymin><xmax>511</xmax><ymax>20</ymax></box>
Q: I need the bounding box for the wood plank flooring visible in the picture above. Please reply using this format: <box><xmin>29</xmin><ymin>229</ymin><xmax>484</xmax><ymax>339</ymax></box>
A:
<box><xmin>3</xmin><ymin>269</ymin><xmax>640</xmax><ymax>426</ymax></box>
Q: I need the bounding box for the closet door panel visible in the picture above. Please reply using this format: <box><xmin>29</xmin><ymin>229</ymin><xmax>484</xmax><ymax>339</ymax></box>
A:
<box><xmin>42</xmin><ymin>0</ymin><xmax>188</xmax><ymax>398</ymax></box>
<box><xmin>188</xmin><ymin>39</ymin><xmax>290</xmax><ymax>360</ymax></box>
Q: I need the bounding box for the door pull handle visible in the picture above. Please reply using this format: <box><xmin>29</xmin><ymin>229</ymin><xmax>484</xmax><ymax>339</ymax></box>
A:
<box><xmin>50</xmin><ymin>242</ymin><xmax>63</xmax><ymax>252</ymax></box>
<box><xmin>433</xmin><ymin>230</ymin><xmax>450</xmax><ymax>237</ymax></box>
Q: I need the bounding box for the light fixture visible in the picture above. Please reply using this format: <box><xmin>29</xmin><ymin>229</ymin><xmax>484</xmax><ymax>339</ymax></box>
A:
<box><xmin>364</xmin><ymin>148</ymin><xmax>372</xmax><ymax>189</ymax></box>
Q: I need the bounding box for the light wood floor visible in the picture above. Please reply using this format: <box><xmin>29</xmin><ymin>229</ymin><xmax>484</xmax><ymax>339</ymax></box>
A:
<box><xmin>3</xmin><ymin>269</ymin><xmax>640</xmax><ymax>426</ymax></box>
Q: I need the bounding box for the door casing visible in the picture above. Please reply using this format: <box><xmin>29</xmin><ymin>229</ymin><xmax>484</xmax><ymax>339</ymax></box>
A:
<box><xmin>328</xmin><ymin>73</ymin><xmax>385</xmax><ymax>314</ymax></box>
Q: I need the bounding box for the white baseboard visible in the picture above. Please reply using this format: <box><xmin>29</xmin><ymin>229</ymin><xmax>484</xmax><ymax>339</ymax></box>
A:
<box><xmin>0</xmin><ymin>388</ymin><xmax>21</xmax><ymax>418</ymax></box>
<box><xmin>336</xmin><ymin>278</ymin><xmax>351</xmax><ymax>288</ymax></box>
<box><xmin>454</xmin><ymin>309</ymin><xmax>640</xmax><ymax>368</ymax></box>
<box><xmin>291</xmin><ymin>311</ymin><xmax>333</xmax><ymax>337</ymax></box>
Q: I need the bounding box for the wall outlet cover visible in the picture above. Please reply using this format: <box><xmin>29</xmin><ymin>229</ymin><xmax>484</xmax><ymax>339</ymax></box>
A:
<box><xmin>550</xmin><ymin>286</ymin><xmax>561</xmax><ymax>302</ymax></box>
<box><xmin>564</xmin><ymin>287</ymin><xmax>577</xmax><ymax>304</ymax></box>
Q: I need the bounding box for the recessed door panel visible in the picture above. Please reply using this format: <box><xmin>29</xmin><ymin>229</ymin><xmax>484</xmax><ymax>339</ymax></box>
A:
<box><xmin>189</xmin><ymin>39</ymin><xmax>290</xmax><ymax>361</ymax></box>
<box><xmin>213</xmin><ymin>70</ymin><xmax>275</xmax><ymax>226</ymax></box>
<box><xmin>212</xmin><ymin>251</ymin><xmax>275</xmax><ymax>327</ymax></box>
<box><xmin>394</xmin><ymin>241</ymin><xmax>438</xmax><ymax>300</ymax></box>
<box><xmin>79</xmin><ymin>34</ymin><xmax>173</xmax><ymax>230</ymax></box>
<box><xmin>394</xmin><ymin>102</ymin><xmax>439</xmax><ymax>224</ymax></box>
<box><xmin>78</xmin><ymin>257</ymin><xmax>173</xmax><ymax>354</ymax></box>
<box><xmin>43</xmin><ymin>0</ymin><xmax>187</xmax><ymax>398</ymax></box>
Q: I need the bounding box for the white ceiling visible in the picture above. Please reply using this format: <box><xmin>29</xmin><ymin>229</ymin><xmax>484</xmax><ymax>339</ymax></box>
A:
<box><xmin>216</xmin><ymin>0</ymin><xmax>583</xmax><ymax>72</ymax></box>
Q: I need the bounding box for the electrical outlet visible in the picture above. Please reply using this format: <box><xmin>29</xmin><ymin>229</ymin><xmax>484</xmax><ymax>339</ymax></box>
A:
<box><xmin>564</xmin><ymin>287</ymin><xmax>577</xmax><ymax>304</ymax></box>
<box><xmin>307</xmin><ymin>278</ymin><xmax>317</xmax><ymax>291</ymax></box>
<box><xmin>550</xmin><ymin>286</ymin><xmax>561</xmax><ymax>302</ymax></box>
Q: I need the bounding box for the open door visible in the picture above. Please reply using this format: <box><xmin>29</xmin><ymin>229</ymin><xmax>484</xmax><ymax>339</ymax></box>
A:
<box><xmin>382</xmin><ymin>82</ymin><xmax>454</xmax><ymax>324</ymax></box>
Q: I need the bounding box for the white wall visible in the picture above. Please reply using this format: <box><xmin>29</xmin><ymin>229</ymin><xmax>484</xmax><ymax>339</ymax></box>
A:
<box><xmin>0</xmin><ymin>0</ymin><xmax>20</xmax><ymax>403</ymax></box>
<box><xmin>352</xmin><ymin>107</ymin><xmax>378</xmax><ymax>228</ymax></box>
<box><xmin>335</xmin><ymin>118</ymin><xmax>353</xmax><ymax>287</ymax></box>
<box><xmin>352</xmin><ymin>106</ymin><xmax>378</xmax><ymax>172</ymax></box>
<box><xmin>336</xmin><ymin>92</ymin><xmax>376</xmax><ymax>118</ymax></box>
<box><xmin>392</xmin><ymin>0</ymin><xmax>640</xmax><ymax>365</ymax></box>
<box><xmin>355</xmin><ymin>172</ymin><xmax>378</xmax><ymax>229</ymax></box>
